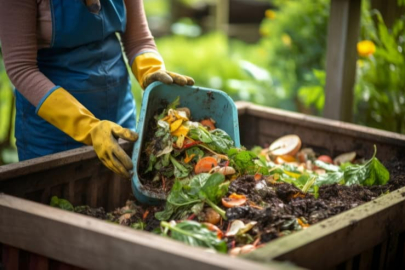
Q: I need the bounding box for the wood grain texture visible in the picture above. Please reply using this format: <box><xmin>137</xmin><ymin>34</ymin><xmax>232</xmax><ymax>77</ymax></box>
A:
<box><xmin>239</xmin><ymin>103</ymin><xmax>405</xmax><ymax>161</ymax></box>
<box><xmin>324</xmin><ymin>0</ymin><xmax>361</xmax><ymax>121</ymax></box>
<box><xmin>0</xmin><ymin>194</ymin><xmax>297</xmax><ymax>270</ymax></box>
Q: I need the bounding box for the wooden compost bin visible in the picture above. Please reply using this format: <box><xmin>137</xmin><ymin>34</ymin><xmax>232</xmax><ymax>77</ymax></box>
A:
<box><xmin>0</xmin><ymin>102</ymin><xmax>404</xmax><ymax>270</ymax></box>
<box><xmin>237</xmin><ymin>103</ymin><xmax>405</xmax><ymax>270</ymax></box>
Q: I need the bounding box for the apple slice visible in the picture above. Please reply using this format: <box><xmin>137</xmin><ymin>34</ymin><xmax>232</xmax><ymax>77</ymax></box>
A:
<box><xmin>269</xmin><ymin>134</ymin><xmax>302</xmax><ymax>156</ymax></box>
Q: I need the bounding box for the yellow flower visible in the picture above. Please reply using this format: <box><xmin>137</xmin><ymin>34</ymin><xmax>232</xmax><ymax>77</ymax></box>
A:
<box><xmin>282</xmin><ymin>34</ymin><xmax>292</xmax><ymax>47</ymax></box>
<box><xmin>265</xmin><ymin>9</ymin><xmax>276</xmax><ymax>20</ymax></box>
<box><xmin>357</xmin><ymin>40</ymin><xmax>376</xmax><ymax>57</ymax></box>
<box><xmin>260</xmin><ymin>28</ymin><xmax>270</xmax><ymax>37</ymax></box>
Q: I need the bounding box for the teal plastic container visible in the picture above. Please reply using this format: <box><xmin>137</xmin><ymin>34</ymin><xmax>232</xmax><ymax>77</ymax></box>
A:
<box><xmin>131</xmin><ymin>82</ymin><xmax>240</xmax><ymax>205</ymax></box>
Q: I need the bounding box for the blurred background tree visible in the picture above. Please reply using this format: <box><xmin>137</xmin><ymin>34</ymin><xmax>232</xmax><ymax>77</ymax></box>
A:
<box><xmin>0</xmin><ymin>0</ymin><xmax>404</xmax><ymax>165</ymax></box>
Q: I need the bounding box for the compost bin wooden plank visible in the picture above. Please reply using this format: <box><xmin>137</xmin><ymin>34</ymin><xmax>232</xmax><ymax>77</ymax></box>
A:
<box><xmin>324</xmin><ymin>0</ymin><xmax>361</xmax><ymax>122</ymax></box>
<box><xmin>343</xmin><ymin>258</ymin><xmax>353</xmax><ymax>270</ymax></box>
<box><xmin>384</xmin><ymin>231</ymin><xmax>400</xmax><ymax>269</ymax></box>
<box><xmin>243</xmin><ymin>187</ymin><xmax>405</xmax><ymax>270</ymax></box>
<box><xmin>0</xmin><ymin>194</ymin><xmax>301</xmax><ymax>270</ymax></box>
<box><xmin>87</xmin><ymin>171</ymin><xmax>99</xmax><ymax>208</ymax></box>
<box><xmin>244</xmin><ymin>103</ymin><xmax>405</xmax><ymax>145</ymax></box>
<box><xmin>358</xmin><ymin>247</ymin><xmax>373</xmax><ymax>270</ymax></box>
<box><xmin>377</xmin><ymin>240</ymin><xmax>388</xmax><ymax>270</ymax></box>
<box><xmin>29</xmin><ymin>253</ymin><xmax>49</xmax><ymax>270</ymax></box>
<box><xmin>107</xmin><ymin>174</ymin><xmax>122</xmax><ymax>211</ymax></box>
<box><xmin>3</xmin><ymin>245</ymin><xmax>19</xmax><ymax>270</ymax></box>
<box><xmin>0</xmin><ymin>161</ymin><xmax>95</xmax><ymax>197</ymax></box>
<box><xmin>241</xmin><ymin>103</ymin><xmax>405</xmax><ymax>161</ymax></box>
<box><xmin>0</xmin><ymin>141</ymin><xmax>133</xmax><ymax>180</ymax></box>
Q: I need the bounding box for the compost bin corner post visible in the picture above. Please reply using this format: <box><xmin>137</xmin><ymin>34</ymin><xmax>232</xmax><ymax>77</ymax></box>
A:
<box><xmin>324</xmin><ymin>0</ymin><xmax>362</xmax><ymax>122</ymax></box>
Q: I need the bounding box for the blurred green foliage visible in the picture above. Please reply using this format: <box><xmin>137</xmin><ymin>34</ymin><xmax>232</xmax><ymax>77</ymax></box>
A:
<box><xmin>260</xmin><ymin>0</ymin><xmax>330</xmax><ymax>111</ymax></box>
<box><xmin>156</xmin><ymin>33</ymin><xmax>281</xmax><ymax>106</ymax></box>
<box><xmin>354</xmin><ymin>10</ymin><xmax>405</xmax><ymax>133</ymax></box>
<box><xmin>296</xmin><ymin>0</ymin><xmax>405</xmax><ymax>133</ymax></box>
<box><xmin>0</xmin><ymin>51</ymin><xmax>17</xmax><ymax>165</ymax></box>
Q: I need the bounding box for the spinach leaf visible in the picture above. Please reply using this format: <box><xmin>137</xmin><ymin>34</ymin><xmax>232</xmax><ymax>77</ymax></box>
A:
<box><xmin>189</xmin><ymin>126</ymin><xmax>213</xmax><ymax>143</ymax></box>
<box><xmin>161</xmin><ymin>220</ymin><xmax>227</xmax><ymax>253</ymax></box>
<box><xmin>314</xmin><ymin>160</ymin><xmax>341</xmax><ymax>172</ymax></box>
<box><xmin>188</xmin><ymin>173</ymin><xmax>211</xmax><ymax>195</ymax></box>
<box><xmin>206</xmin><ymin>129</ymin><xmax>234</xmax><ymax>153</ymax></box>
<box><xmin>167</xmin><ymin>180</ymin><xmax>200</xmax><ymax>207</ymax></box>
<box><xmin>185</xmin><ymin>147</ymin><xmax>204</xmax><ymax>163</ymax></box>
<box><xmin>50</xmin><ymin>196</ymin><xmax>74</xmax><ymax>211</ymax></box>
<box><xmin>170</xmin><ymin>156</ymin><xmax>192</xmax><ymax>178</ymax></box>
<box><xmin>228</xmin><ymin>148</ymin><xmax>258</xmax><ymax>174</ymax></box>
<box><xmin>315</xmin><ymin>171</ymin><xmax>344</xmax><ymax>186</ymax></box>
<box><xmin>344</xmin><ymin>146</ymin><xmax>389</xmax><ymax>186</ymax></box>
<box><xmin>155</xmin><ymin>181</ymin><xmax>197</xmax><ymax>221</ymax></box>
<box><xmin>199</xmin><ymin>173</ymin><xmax>226</xmax><ymax>203</ymax></box>
<box><xmin>155</xmin><ymin>173</ymin><xmax>228</xmax><ymax>221</ymax></box>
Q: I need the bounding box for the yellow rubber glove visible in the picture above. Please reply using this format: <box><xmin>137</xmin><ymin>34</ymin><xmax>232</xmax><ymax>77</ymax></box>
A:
<box><xmin>132</xmin><ymin>52</ymin><xmax>195</xmax><ymax>89</ymax></box>
<box><xmin>37</xmin><ymin>88</ymin><xmax>138</xmax><ymax>178</ymax></box>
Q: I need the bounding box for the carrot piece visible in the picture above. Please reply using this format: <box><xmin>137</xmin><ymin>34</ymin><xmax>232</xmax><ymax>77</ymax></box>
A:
<box><xmin>200</xmin><ymin>119</ymin><xmax>216</xmax><ymax>131</ymax></box>
<box><xmin>194</xmin><ymin>157</ymin><xmax>218</xmax><ymax>174</ymax></box>
<box><xmin>221</xmin><ymin>193</ymin><xmax>247</xmax><ymax>208</ymax></box>
<box><xmin>143</xmin><ymin>210</ymin><xmax>149</xmax><ymax>220</ymax></box>
<box><xmin>184</xmin><ymin>152</ymin><xmax>196</xmax><ymax>164</ymax></box>
<box><xmin>254</xmin><ymin>173</ymin><xmax>262</xmax><ymax>181</ymax></box>
<box><xmin>297</xmin><ymin>218</ymin><xmax>310</xmax><ymax>228</ymax></box>
<box><xmin>203</xmin><ymin>223</ymin><xmax>224</xmax><ymax>239</ymax></box>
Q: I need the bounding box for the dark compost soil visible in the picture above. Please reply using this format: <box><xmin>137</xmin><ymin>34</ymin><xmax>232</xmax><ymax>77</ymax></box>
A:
<box><xmin>75</xmin><ymin>159</ymin><xmax>405</xmax><ymax>249</ymax></box>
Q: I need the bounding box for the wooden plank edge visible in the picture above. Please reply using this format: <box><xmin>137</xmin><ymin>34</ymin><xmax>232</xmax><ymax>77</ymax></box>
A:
<box><xmin>244</xmin><ymin>103</ymin><xmax>405</xmax><ymax>145</ymax></box>
<box><xmin>0</xmin><ymin>141</ymin><xmax>133</xmax><ymax>181</ymax></box>
<box><xmin>243</xmin><ymin>187</ymin><xmax>405</xmax><ymax>269</ymax></box>
<box><xmin>235</xmin><ymin>101</ymin><xmax>250</xmax><ymax>116</ymax></box>
<box><xmin>0</xmin><ymin>194</ymin><xmax>302</xmax><ymax>270</ymax></box>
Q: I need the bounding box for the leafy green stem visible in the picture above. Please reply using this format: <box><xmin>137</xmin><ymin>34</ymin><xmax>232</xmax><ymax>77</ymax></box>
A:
<box><xmin>161</xmin><ymin>221</ymin><xmax>208</xmax><ymax>241</ymax></box>
<box><xmin>302</xmin><ymin>176</ymin><xmax>316</xmax><ymax>193</ymax></box>
<box><xmin>204</xmin><ymin>198</ymin><xmax>227</xmax><ymax>220</ymax></box>
<box><xmin>195</xmin><ymin>144</ymin><xmax>229</xmax><ymax>159</ymax></box>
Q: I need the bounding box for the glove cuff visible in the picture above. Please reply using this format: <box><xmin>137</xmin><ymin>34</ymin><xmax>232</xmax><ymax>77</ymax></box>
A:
<box><xmin>36</xmin><ymin>87</ymin><xmax>100</xmax><ymax>145</ymax></box>
<box><xmin>131</xmin><ymin>52</ymin><xmax>165</xmax><ymax>89</ymax></box>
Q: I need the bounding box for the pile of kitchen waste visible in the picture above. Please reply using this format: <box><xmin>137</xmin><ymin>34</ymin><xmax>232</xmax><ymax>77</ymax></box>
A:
<box><xmin>51</xmin><ymin>97</ymin><xmax>405</xmax><ymax>256</ymax></box>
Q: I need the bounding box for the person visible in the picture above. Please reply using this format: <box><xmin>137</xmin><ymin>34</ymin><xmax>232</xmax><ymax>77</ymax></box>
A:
<box><xmin>0</xmin><ymin>0</ymin><xmax>194</xmax><ymax>177</ymax></box>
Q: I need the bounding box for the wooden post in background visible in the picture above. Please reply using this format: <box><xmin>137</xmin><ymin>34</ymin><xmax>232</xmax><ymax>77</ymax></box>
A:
<box><xmin>324</xmin><ymin>0</ymin><xmax>361</xmax><ymax>122</ymax></box>
<box><xmin>371</xmin><ymin>0</ymin><xmax>405</xmax><ymax>28</ymax></box>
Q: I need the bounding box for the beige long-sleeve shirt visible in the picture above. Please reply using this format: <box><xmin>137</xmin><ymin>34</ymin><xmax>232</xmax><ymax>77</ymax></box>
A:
<box><xmin>0</xmin><ymin>0</ymin><xmax>157</xmax><ymax>106</ymax></box>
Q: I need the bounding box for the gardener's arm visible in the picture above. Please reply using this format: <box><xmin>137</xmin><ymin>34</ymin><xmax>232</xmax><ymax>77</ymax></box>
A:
<box><xmin>0</xmin><ymin>0</ymin><xmax>137</xmax><ymax>178</ymax></box>
<box><xmin>121</xmin><ymin>0</ymin><xmax>194</xmax><ymax>89</ymax></box>
<box><xmin>0</xmin><ymin>0</ymin><xmax>55</xmax><ymax>106</ymax></box>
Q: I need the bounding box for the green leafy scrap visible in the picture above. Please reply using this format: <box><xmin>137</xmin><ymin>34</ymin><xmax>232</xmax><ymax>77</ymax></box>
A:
<box><xmin>50</xmin><ymin>196</ymin><xmax>74</xmax><ymax>211</ymax></box>
<box><xmin>155</xmin><ymin>173</ymin><xmax>228</xmax><ymax>221</ymax></box>
<box><xmin>185</xmin><ymin>147</ymin><xmax>204</xmax><ymax>163</ymax></box>
<box><xmin>344</xmin><ymin>146</ymin><xmax>389</xmax><ymax>186</ymax></box>
<box><xmin>206</xmin><ymin>129</ymin><xmax>234</xmax><ymax>153</ymax></box>
<box><xmin>227</xmin><ymin>148</ymin><xmax>258</xmax><ymax>174</ymax></box>
<box><xmin>161</xmin><ymin>220</ymin><xmax>227</xmax><ymax>253</ymax></box>
<box><xmin>170</xmin><ymin>156</ymin><xmax>193</xmax><ymax>178</ymax></box>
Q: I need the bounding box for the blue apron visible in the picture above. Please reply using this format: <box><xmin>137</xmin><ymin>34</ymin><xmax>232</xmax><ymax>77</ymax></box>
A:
<box><xmin>15</xmin><ymin>0</ymin><xmax>136</xmax><ymax>161</ymax></box>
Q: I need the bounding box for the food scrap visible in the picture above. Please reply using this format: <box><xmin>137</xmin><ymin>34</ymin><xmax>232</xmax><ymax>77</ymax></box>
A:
<box><xmin>51</xmin><ymin>97</ymin><xmax>404</xmax><ymax>256</ymax></box>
